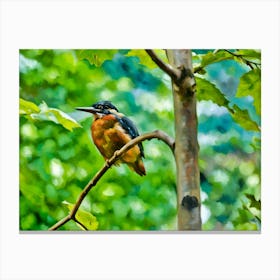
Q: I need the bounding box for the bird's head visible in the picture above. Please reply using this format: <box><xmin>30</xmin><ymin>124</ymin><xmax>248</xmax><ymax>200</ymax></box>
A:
<box><xmin>76</xmin><ymin>100</ymin><xmax>119</xmax><ymax>118</ymax></box>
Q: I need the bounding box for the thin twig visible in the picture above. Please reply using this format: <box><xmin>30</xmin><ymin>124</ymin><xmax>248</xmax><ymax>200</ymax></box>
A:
<box><xmin>223</xmin><ymin>49</ymin><xmax>261</xmax><ymax>69</ymax></box>
<box><xmin>194</xmin><ymin>49</ymin><xmax>261</xmax><ymax>74</ymax></box>
<box><xmin>48</xmin><ymin>130</ymin><xmax>175</xmax><ymax>231</ymax></box>
<box><xmin>73</xmin><ymin>218</ymin><xmax>88</xmax><ymax>230</ymax></box>
<box><xmin>145</xmin><ymin>49</ymin><xmax>180</xmax><ymax>81</ymax></box>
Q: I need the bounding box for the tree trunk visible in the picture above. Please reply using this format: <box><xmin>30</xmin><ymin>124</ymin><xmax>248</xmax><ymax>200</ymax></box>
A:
<box><xmin>166</xmin><ymin>50</ymin><xmax>201</xmax><ymax>230</ymax></box>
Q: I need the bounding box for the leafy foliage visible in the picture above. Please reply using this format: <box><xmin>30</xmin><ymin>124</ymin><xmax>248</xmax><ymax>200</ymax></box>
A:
<box><xmin>76</xmin><ymin>50</ymin><xmax>119</xmax><ymax>67</ymax></box>
<box><xmin>19</xmin><ymin>49</ymin><xmax>261</xmax><ymax>231</ymax></box>
<box><xmin>196</xmin><ymin>77</ymin><xmax>230</xmax><ymax>107</ymax></box>
<box><xmin>20</xmin><ymin>98</ymin><xmax>81</xmax><ymax>131</ymax></box>
<box><xmin>236</xmin><ymin>69</ymin><xmax>261</xmax><ymax>115</ymax></box>
<box><xmin>196</xmin><ymin>77</ymin><xmax>260</xmax><ymax>132</ymax></box>
<box><xmin>231</xmin><ymin>105</ymin><xmax>260</xmax><ymax>131</ymax></box>
<box><xmin>198</xmin><ymin>50</ymin><xmax>233</xmax><ymax>68</ymax></box>
<box><xmin>235</xmin><ymin>49</ymin><xmax>261</xmax><ymax>60</ymax></box>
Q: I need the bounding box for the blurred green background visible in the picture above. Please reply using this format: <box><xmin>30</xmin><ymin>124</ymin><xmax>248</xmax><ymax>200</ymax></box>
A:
<box><xmin>19</xmin><ymin>49</ymin><xmax>261</xmax><ymax>231</ymax></box>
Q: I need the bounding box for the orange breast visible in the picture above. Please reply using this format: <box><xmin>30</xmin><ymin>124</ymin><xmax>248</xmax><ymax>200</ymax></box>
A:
<box><xmin>91</xmin><ymin>115</ymin><xmax>145</xmax><ymax>176</ymax></box>
<box><xmin>91</xmin><ymin>117</ymin><xmax>137</xmax><ymax>159</ymax></box>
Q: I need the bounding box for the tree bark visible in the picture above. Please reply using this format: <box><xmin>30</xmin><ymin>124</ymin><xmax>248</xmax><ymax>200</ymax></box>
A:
<box><xmin>166</xmin><ymin>50</ymin><xmax>201</xmax><ymax>230</ymax></box>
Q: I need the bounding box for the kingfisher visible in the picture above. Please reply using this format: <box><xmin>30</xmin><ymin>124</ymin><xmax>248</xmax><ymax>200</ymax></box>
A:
<box><xmin>76</xmin><ymin>101</ymin><xmax>146</xmax><ymax>176</ymax></box>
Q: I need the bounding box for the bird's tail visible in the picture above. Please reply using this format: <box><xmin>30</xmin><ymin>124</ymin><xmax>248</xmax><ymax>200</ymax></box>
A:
<box><xmin>128</xmin><ymin>159</ymin><xmax>146</xmax><ymax>176</ymax></box>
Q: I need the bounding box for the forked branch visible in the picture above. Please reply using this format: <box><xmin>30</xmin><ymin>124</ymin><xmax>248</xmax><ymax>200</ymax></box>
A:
<box><xmin>145</xmin><ymin>49</ymin><xmax>180</xmax><ymax>82</ymax></box>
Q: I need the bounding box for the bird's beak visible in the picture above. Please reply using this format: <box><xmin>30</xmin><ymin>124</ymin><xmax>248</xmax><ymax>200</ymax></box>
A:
<box><xmin>76</xmin><ymin>107</ymin><xmax>101</xmax><ymax>114</ymax></box>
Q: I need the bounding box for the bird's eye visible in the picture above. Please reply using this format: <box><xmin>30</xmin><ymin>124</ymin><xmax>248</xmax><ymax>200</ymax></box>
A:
<box><xmin>97</xmin><ymin>105</ymin><xmax>103</xmax><ymax>109</ymax></box>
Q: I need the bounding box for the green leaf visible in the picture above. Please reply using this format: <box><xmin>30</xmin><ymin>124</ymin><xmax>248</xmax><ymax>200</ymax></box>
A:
<box><xmin>236</xmin><ymin>69</ymin><xmax>261</xmax><ymax>115</ymax></box>
<box><xmin>76</xmin><ymin>50</ymin><xmax>118</xmax><ymax>67</ymax></box>
<box><xmin>230</xmin><ymin>105</ymin><xmax>260</xmax><ymax>131</ymax></box>
<box><xmin>196</xmin><ymin>77</ymin><xmax>231</xmax><ymax>108</ymax></box>
<box><xmin>196</xmin><ymin>77</ymin><xmax>260</xmax><ymax>132</ymax></box>
<box><xmin>236</xmin><ymin>49</ymin><xmax>261</xmax><ymax>60</ymax></box>
<box><xmin>199</xmin><ymin>50</ymin><xmax>233</xmax><ymax>68</ymax></box>
<box><xmin>31</xmin><ymin>101</ymin><xmax>81</xmax><ymax>131</ymax></box>
<box><xmin>245</xmin><ymin>194</ymin><xmax>261</xmax><ymax>210</ymax></box>
<box><xmin>63</xmin><ymin>201</ymin><xmax>99</xmax><ymax>230</ymax></box>
<box><xmin>126</xmin><ymin>49</ymin><xmax>168</xmax><ymax>69</ymax></box>
<box><xmin>20</xmin><ymin>99</ymin><xmax>81</xmax><ymax>131</ymax></box>
<box><xmin>20</xmin><ymin>98</ymin><xmax>40</xmax><ymax>114</ymax></box>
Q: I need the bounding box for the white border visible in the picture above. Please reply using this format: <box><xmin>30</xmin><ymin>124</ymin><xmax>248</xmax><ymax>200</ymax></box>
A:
<box><xmin>1</xmin><ymin>0</ymin><xmax>279</xmax><ymax>279</ymax></box>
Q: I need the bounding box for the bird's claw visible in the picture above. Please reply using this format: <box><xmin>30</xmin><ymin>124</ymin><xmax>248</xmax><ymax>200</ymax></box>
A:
<box><xmin>105</xmin><ymin>159</ymin><xmax>110</xmax><ymax>167</ymax></box>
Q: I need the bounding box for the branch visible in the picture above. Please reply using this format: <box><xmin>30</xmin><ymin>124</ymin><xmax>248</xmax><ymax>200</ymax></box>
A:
<box><xmin>48</xmin><ymin>130</ymin><xmax>175</xmax><ymax>231</ymax></box>
<box><xmin>73</xmin><ymin>218</ymin><xmax>88</xmax><ymax>230</ymax></box>
<box><xmin>223</xmin><ymin>49</ymin><xmax>261</xmax><ymax>70</ymax></box>
<box><xmin>193</xmin><ymin>49</ymin><xmax>261</xmax><ymax>74</ymax></box>
<box><xmin>145</xmin><ymin>49</ymin><xmax>180</xmax><ymax>82</ymax></box>
<box><xmin>49</xmin><ymin>215</ymin><xmax>71</xmax><ymax>230</ymax></box>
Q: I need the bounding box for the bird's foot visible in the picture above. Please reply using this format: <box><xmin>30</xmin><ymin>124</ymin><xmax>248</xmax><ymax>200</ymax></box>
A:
<box><xmin>105</xmin><ymin>159</ymin><xmax>110</xmax><ymax>168</ymax></box>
